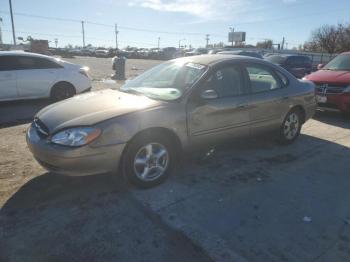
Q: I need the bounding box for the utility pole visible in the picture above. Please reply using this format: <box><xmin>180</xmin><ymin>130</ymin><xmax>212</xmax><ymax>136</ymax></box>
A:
<box><xmin>81</xmin><ymin>21</ymin><xmax>85</xmax><ymax>48</ymax></box>
<box><xmin>205</xmin><ymin>34</ymin><xmax>210</xmax><ymax>48</ymax></box>
<box><xmin>115</xmin><ymin>24</ymin><xmax>118</xmax><ymax>49</ymax></box>
<box><xmin>9</xmin><ymin>0</ymin><xmax>16</xmax><ymax>45</ymax></box>
<box><xmin>281</xmin><ymin>36</ymin><xmax>285</xmax><ymax>50</ymax></box>
<box><xmin>54</xmin><ymin>38</ymin><xmax>58</xmax><ymax>48</ymax></box>
<box><xmin>229</xmin><ymin>27</ymin><xmax>234</xmax><ymax>47</ymax></box>
<box><xmin>157</xmin><ymin>37</ymin><xmax>160</xmax><ymax>49</ymax></box>
<box><xmin>178</xmin><ymin>38</ymin><xmax>185</xmax><ymax>48</ymax></box>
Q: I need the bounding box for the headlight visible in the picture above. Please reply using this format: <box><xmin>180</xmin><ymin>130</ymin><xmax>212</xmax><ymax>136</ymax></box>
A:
<box><xmin>343</xmin><ymin>85</ymin><xmax>350</xmax><ymax>93</ymax></box>
<box><xmin>51</xmin><ymin>127</ymin><xmax>101</xmax><ymax>147</ymax></box>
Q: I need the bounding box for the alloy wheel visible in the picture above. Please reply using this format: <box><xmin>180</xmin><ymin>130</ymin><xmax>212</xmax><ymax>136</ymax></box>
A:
<box><xmin>133</xmin><ymin>143</ymin><xmax>169</xmax><ymax>181</ymax></box>
<box><xmin>283</xmin><ymin>112</ymin><xmax>300</xmax><ymax>140</ymax></box>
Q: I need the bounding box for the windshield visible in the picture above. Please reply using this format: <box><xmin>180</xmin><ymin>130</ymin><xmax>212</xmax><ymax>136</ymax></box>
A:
<box><xmin>324</xmin><ymin>54</ymin><xmax>350</xmax><ymax>70</ymax></box>
<box><xmin>266</xmin><ymin>55</ymin><xmax>287</xmax><ymax>64</ymax></box>
<box><xmin>120</xmin><ymin>61</ymin><xmax>206</xmax><ymax>101</ymax></box>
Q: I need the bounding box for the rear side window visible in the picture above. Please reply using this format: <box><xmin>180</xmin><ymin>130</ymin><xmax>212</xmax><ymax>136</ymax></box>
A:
<box><xmin>302</xmin><ymin>56</ymin><xmax>311</xmax><ymax>64</ymax></box>
<box><xmin>208</xmin><ymin>66</ymin><xmax>245</xmax><ymax>98</ymax></box>
<box><xmin>287</xmin><ymin>56</ymin><xmax>304</xmax><ymax>66</ymax></box>
<box><xmin>34</xmin><ymin>57</ymin><xmax>62</xmax><ymax>69</ymax></box>
<box><xmin>246</xmin><ymin>65</ymin><xmax>281</xmax><ymax>93</ymax></box>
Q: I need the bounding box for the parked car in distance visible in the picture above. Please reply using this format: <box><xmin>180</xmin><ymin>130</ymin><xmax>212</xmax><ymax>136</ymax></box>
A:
<box><xmin>27</xmin><ymin>55</ymin><xmax>316</xmax><ymax>188</ymax></box>
<box><xmin>0</xmin><ymin>51</ymin><xmax>91</xmax><ymax>101</ymax></box>
<box><xmin>303</xmin><ymin>52</ymin><xmax>350</xmax><ymax>113</ymax></box>
<box><xmin>265</xmin><ymin>54</ymin><xmax>312</xmax><ymax>78</ymax></box>
<box><xmin>185</xmin><ymin>48</ymin><xmax>208</xmax><ymax>56</ymax></box>
<box><xmin>217</xmin><ymin>50</ymin><xmax>263</xmax><ymax>59</ymax></box>
<box><xmin>95</xmin><ymin>49</ymin><xmax>110</xmax><ymax>58</ymax></box>
<box><xmin>208</xmin><ymin>49</ymin><xmax>224</xmax><ymax>54</ymax></box>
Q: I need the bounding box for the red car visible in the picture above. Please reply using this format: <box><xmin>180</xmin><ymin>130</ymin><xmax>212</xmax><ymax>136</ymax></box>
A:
<box><xmin>304</xmin><ymin>52</ymin><xmax>350</xmax><ymax>113</ymax></box>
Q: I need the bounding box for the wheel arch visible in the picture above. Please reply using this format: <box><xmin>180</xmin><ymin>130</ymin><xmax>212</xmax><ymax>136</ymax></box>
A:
<box><xmin>290</xmin><ymin>105</ymin><xmax>306</xmax><ymax>123</ymax></box>
<box><xmin>50</xmin><ymin>81</ymin><xmax>76</xmax><ymax>97</ymax></box>
<box><xmin>125</xmin><ymin>127</ymin><xmax>183</xmax><ymax>154</ymax></box>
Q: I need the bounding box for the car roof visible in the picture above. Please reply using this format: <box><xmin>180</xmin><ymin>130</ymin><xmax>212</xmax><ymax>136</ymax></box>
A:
<box><xmin>171</xmin><ymin>54</ymin><xmax>261</xmax><ymax>66</ymax></box>
<box><xmin>270</xmin><ymin>54</ymin><xmax>309</xmax><ymax>58</ymax></box>
<box><xmin>0</xmin><ymin>51</ymin><xmax>54</xmax><ymax>59</ymax></box>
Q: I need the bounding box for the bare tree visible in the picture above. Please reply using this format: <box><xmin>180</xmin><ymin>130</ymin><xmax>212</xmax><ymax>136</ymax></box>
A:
<box><xmin>305</xmin><ymin>23</ymin><xmax>350</xmax><ymax>53</ymax></box>
<box><xmin>336</xmin><ymin>23</ymin><xmax>350</xmax><ymax>51</ymax></box>
<box><xmin>256</xmin><ymin>39</ymin><xmax>273</xmax><ymax>49</ymax></box>
<box><xmin>311</xmin><ymin>25</ymin><xmax>340</xmax><ymax>54</ymax></box>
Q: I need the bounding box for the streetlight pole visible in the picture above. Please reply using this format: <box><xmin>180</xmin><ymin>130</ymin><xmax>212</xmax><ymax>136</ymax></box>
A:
<box><xmin>0</xmin><ymin>17</ymin><xmax>3</xmax><ymax>45</ymax></box>
<box><xmin>157</xmin><ymin>37</ymin><xmax>160</xmax><ymax>49</ymax></box>
<box><xmin>9</xmin><ymin>0</ymin><xmax>16</xmax><ymax>45</ymax></box>
<box><xmin>115</xmin><ymin>24</ymin><xmax>119</xmax><ymax>50</ymax></box>
<box><xmin>81</xmin><ymin>21</ymin><xmax>85</xmax><ymax>48</ymax></box>
<box><xmin>229</xmin><ymin>27</ymin><xmax>234</xmax><ymax>47</ymax></box>
<box><xmin>205</xmin><ymin>34</ymin><xmax>210</xmax><ymax>48</ymax></box>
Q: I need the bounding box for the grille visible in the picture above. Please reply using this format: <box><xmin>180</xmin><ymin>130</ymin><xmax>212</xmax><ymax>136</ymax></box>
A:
<box><xmin>316</xmin><ymin>83</ymin><xmax>347</xmax><ymax>95</ymax></box>
<box><xmin>33</xmin><ymin>118</ymin><xmax>50</xmax><ymax>138</ymax></box>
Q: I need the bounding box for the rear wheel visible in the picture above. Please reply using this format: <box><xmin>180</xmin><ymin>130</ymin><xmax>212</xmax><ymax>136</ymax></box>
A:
<box><xmin>279</xmin><ymin>109</ymin><xmax>302</xmax><ymax>144</ymax></box>
<box><xmin>123</xmin><ymin>133</ymin><xmax>175</xmax><ymax>188</ymax></box>
<box><xmin>51</xmin><ymin>82</ymin><xmax>75</xmax><ymax>101</ymax></box>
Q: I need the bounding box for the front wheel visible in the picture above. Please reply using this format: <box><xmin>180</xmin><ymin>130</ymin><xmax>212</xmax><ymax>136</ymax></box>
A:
<box><xmin>51</xmin><ymin>83</ymin><xmax>75</xmax><ymax>102</ymax></box>
<box><xmin>279</xmin><ymin>109</ymin><xmax>302</xmax><ymax>144</ymax></box>
<box><xmin>123</xmin><ymin>133</ymin><xmax>175</xmax><ymax>188</ymax></box>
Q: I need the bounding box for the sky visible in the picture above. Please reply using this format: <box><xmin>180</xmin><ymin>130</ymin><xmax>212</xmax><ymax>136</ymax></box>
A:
<box><xmin>0</xmin><ymin>0</ymin><xmax>349</xmax><ymax>49</ymax></box>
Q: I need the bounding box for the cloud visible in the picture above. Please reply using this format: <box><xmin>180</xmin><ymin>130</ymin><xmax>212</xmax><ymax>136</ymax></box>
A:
<box><xmin>128</xmin><ymin>0</ymin><xmax>249</xmax><ymax>20</ymax></box>
<box><xmin>128</xmin><ymin>0</ymin><xmax>298</xmax><ymax>23</ymax></box>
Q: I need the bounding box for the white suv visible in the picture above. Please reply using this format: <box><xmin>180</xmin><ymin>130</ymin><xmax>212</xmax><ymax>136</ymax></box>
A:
<box><xmin>0</xmin><ymin>51</ymin><xmax>91</xmax><ymax>101</ymax></box>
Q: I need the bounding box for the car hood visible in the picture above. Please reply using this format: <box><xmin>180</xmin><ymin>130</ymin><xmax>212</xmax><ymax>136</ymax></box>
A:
<box><xmin>36</xmin><ymin>89</ymin><xmax>162</xmax><ymax>133</ymax></box>
<box><xmin>305</xmin><ymin>70</ymin><xmax>350</xmax><ymax>84</ymax></box>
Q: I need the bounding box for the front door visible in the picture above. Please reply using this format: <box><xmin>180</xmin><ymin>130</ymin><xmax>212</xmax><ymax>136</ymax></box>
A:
<box><xmin>187</xmin><ymin>64</ymin><xmax>251</xmax><ymax>147</ymax></box>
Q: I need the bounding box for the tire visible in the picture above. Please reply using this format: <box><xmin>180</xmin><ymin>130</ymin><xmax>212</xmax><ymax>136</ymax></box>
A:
<box><xmin>123</xmin><ymin>133</ymin><xmax>175</xmax><ymax>188</ymax></box>
<box><xmin>51</xmin><ymin>82</ymin><xmax>75</xmax><ymax>102</ymax></box>
<box><xmin>279</xmin><ymin>109</ymin><xmax>302</xmax><ymax>144</ymax></box>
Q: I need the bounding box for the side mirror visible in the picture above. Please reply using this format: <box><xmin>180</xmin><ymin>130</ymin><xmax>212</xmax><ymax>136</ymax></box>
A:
<box><xmin>201</xmin><ymin>89</ymin><xmax>218</xmax><ymax>100</ymax></box>
<box><xmin>317</xmin><ymin>63</ymin><xmax>324</xmax><ymax>70</ymax></box>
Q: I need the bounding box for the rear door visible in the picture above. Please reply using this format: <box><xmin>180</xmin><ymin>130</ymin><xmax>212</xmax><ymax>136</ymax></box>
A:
<box><xmin>243</xmin><ymin>62</ymin><xmax>289</xmax><ymax>135</ymax></box>
<box><xmin>15</xmin><ymin>56</ymin><xmax>62</xmax><ymax>98</ymax></box>
<box><xmin>187</xmin><ymin>63</ymin><xmax>251</xmax><ymax>147</ymax></box>
<box><xmin>0</xmin><ymin>56</ymin><xmax>18</xmax><ymax>100</ymax></box>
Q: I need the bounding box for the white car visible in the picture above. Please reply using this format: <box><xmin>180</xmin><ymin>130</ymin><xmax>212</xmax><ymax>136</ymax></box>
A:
<box><xmin>0</xmin><ymin>51</ymin><xmax>91</xmax><ymax>101</ymax></box>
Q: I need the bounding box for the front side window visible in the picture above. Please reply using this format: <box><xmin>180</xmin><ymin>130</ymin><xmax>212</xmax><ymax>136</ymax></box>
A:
<box><xmin>16</xmin><ymin>56</ymin><xmax>62</xmax><ymax>70</ymax></box>
<box><xmin>0</xmin><ymin>56</ymin><xmax>17</xmax><ymax>71</ymax></box>
<box><xmin>246</xmin><ymin>65</ymin><xmax>281</xmax><ymax>93</ymax></box>
<box><xmin>207</xmin><ymin>66</ymin><xmax>244</xmax><ymax>98</ymax></box>
<box><xmin>121</xmin><ymin>61</ymin><xmax>206</xmax><ymax>101</ymax></box>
